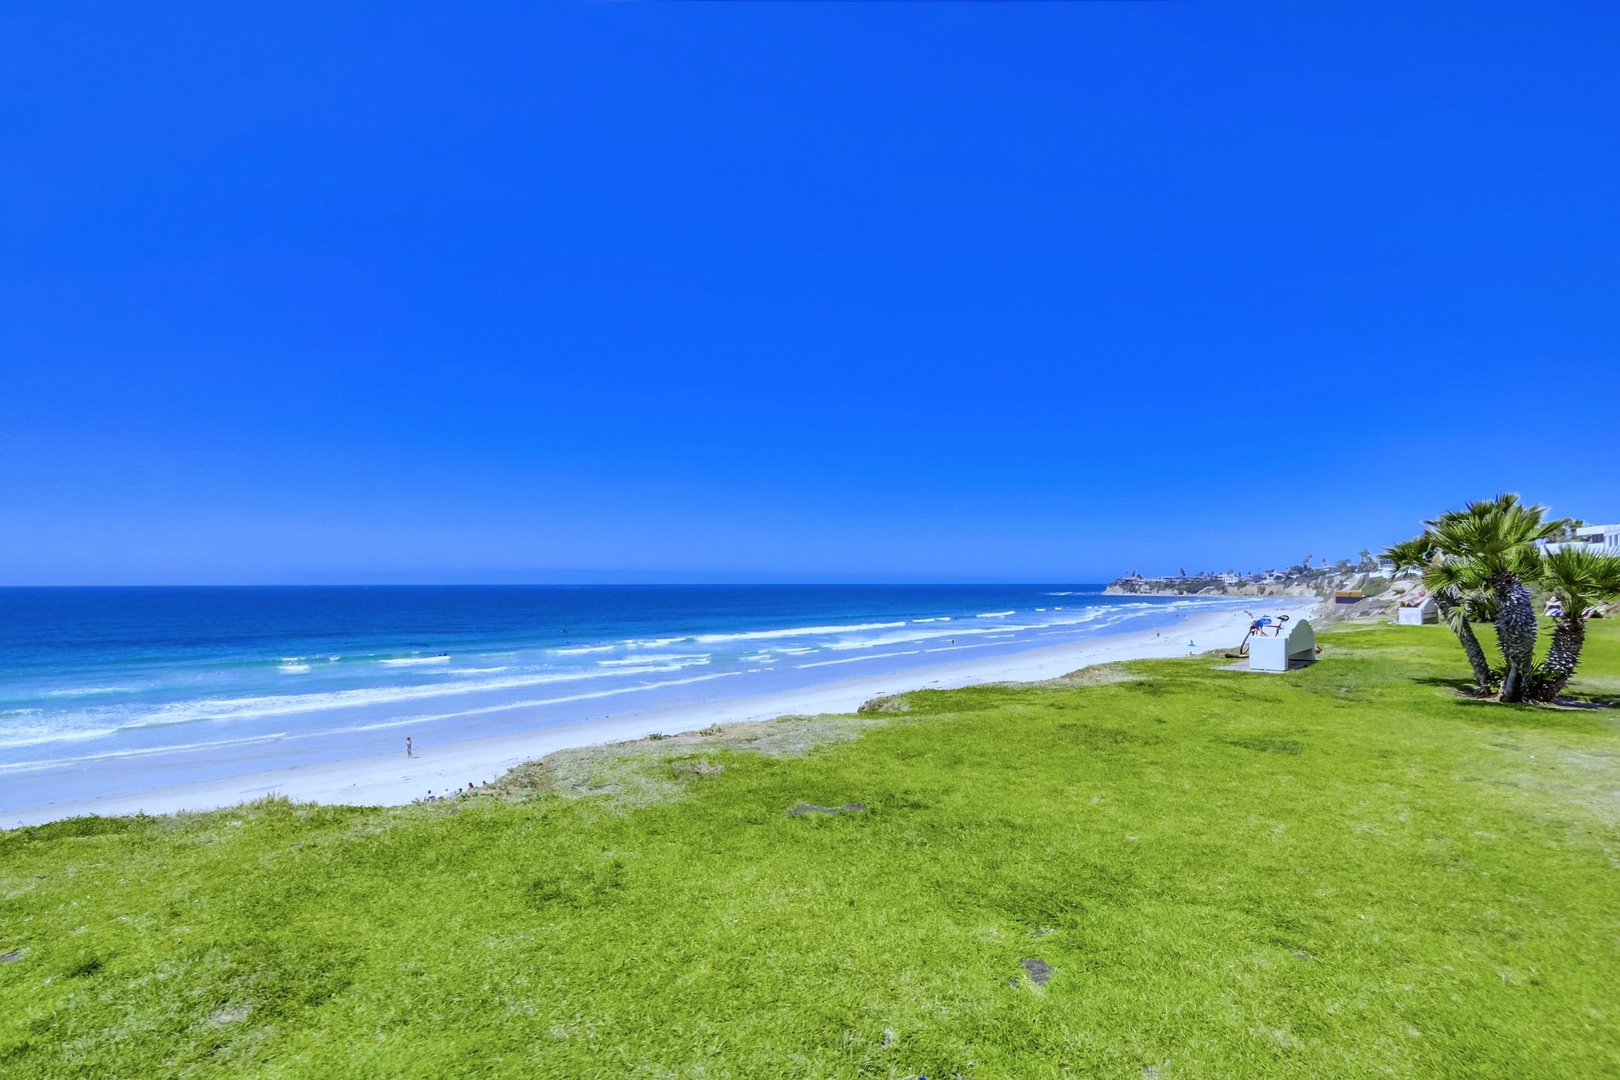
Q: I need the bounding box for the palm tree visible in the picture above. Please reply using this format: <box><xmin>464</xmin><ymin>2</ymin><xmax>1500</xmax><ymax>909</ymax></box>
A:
<box><xmin>1383</xmin><ymin>534</ymin><xmax>1495</xmax><ymax>693</ymax></box>
<box><xmin>1531</xmin><ymin>547</ymin><xmax>1620</xmax><ymax>702</ymax></box>
<box><xmin>1425</xmin><ymin>495</ymin><xmax>1567</xmax><ymax>703</ymax></box>
<box><xmin>1423</xmin><ymin>555</ymin><xmax>1502</xmax><ymax>692</ymax></box>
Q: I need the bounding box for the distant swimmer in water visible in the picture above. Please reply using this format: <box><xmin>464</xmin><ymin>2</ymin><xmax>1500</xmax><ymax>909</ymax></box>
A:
<box><xmin>406</xmin><ymin>736</ymin><xmax>413</xmax><ymax>759</ymax></box>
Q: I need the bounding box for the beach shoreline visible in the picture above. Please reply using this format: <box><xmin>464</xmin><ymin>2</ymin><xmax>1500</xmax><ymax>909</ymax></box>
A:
<box><xmin>5</xmin><ymin>600</ymin><xmax>1319</xmax><ymax>826</ymax></box>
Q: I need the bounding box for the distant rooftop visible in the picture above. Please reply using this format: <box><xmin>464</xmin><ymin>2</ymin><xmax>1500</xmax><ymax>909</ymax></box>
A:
<box><xmin>1543</xmin><ymin>523</ymin><xmax>1620</xmax><ymax>555</ymax></box>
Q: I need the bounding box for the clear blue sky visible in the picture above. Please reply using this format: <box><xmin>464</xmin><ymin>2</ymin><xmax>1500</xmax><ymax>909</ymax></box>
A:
<box><xmin>2</xmin><ymin>2</ymin><xmax>1616</xmax><ymax>584</ymax></box>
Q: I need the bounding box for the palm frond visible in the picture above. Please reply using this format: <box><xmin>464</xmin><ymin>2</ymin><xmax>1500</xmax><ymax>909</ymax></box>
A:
<box><xmin>1382</xmin><ymin>534</ymin><xmax>1437</xmax><ymax>574</ymax></box>
<box><xmin>1424</xmin><ymin>493</ymin><xmax>1568</xmax><ymax>574</ymax></box>
<box><xmin>1461</xmin><ymin>591</ymin><xmax>1499</xmax><ymax>624</ymax></box>
<box><xmin>1424</xmin><ymin>557</ymin><xmax>1487</xmax><ymax>596</ymax></box>
<box><xmin>1540</xmin><ymin>548</ymin><xmax>1620</xmax><ymax>614</ymax></box>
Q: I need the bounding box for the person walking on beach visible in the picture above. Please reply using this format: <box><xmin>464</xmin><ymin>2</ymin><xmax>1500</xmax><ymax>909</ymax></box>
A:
<box><xmin>406</xmin><ymin>736</ymin><xmax>413</xmax><ymax>759</ymax></box>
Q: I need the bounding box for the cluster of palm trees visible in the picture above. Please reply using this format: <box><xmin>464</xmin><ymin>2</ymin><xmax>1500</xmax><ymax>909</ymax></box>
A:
<box><xmin>1383</xmin><ymin>494</ymin><xmax>1620</xmax><ymax>704</ymax></box>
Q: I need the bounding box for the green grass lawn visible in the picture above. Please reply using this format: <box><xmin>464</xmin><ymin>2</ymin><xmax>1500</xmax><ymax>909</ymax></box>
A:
<box><xmin>4</xmin><ymin>623</ymin><xmax>1619</xmax><ymax>1078</ymax></box>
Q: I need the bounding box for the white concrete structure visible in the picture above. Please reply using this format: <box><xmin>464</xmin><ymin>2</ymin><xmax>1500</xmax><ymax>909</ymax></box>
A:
<box><xmin>1397</xmin><ymin>596</ymin><xmax>1440</xmax><ymax>625</ymax></box>
<box><xmin>1543</xmin><ymin>524</ymin><xmax>1620</xmax><ymax>556</ymax></box>
<box><xmin>1249</xmin><ymin>618</ymin><xmax>1317</xmax><ymax>672</ymax></box>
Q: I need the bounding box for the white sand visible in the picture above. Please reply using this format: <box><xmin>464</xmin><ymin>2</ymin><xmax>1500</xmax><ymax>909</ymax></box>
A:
<box><xmin>7</xmin><ymin>601</ymin><xmax>1319</xmax><ymax>826</ymax></box>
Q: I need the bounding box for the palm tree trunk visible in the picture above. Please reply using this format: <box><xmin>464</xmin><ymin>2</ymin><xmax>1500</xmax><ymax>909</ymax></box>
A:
<box><xmin>1531</xmin><ymin>615</ymin><xmax>1586</xmax><ymax>703</ymax></box>
<box><xmin>1493</xmin><ymin>573</ymin><xmax>1537</xmax><ymax>703</ymax></box>
<box><xmin>1456</xmin><ymin>617</ymin><xmax>1495</xmax><ymax>694</ymax></box>
<box><xmin>1433</xmin><ymin>592</ymin><xmax>1494</xmax><ymax>693</ymax></box>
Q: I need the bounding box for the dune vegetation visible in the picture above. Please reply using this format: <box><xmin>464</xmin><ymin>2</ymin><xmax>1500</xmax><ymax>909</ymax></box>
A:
<box><xmin>3</xmin><ymin>621</ymin><xmax>1618</xmax><ymax>1078</ymax></box>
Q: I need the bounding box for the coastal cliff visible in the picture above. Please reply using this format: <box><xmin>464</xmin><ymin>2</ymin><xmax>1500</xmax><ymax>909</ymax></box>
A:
<box><xmin>1105</xmin><ymin>558</ymin><xmax>1407</xmax><ymax>619</ymax></box>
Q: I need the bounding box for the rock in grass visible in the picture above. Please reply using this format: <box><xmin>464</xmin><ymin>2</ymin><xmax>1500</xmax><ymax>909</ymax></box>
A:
<box><xmin>1020</xmin><ymin>957</ymin><xmax>1053</xmax><ymax>985</ymax></box>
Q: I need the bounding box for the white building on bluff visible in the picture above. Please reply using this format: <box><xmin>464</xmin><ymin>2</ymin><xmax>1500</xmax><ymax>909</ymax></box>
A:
<box><xmin>1542</xmin><ymin>524</ymin><xmax>1620</xmax><ymax>556</ymax></box>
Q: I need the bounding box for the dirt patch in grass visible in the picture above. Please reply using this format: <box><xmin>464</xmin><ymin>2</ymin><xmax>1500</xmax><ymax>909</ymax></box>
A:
<box><xmin>787</xmin><ymin>803</ymin><xmax>867</xmax><ymax>817</ymax></box>
<box><xmin>1019</xmin><ymin>957</ymin><xmax>1052</xmax><ymax>985</ymax></box>
<box><xmin>1226</xmin><ymin>736</ymin><xmax>1306</xmax><ymax>755</ymax></box>
<box><xmin>670</xmin><ymin>758</ymin><xmax>725</xmax><ymax>777</ymax></box>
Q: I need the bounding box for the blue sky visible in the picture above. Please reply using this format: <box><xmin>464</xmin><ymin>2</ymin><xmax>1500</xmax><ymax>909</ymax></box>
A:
<box><xmin>2</xmin><ymin>1</ymin><xmax>1616</xmax><ymax>584</ymax></box>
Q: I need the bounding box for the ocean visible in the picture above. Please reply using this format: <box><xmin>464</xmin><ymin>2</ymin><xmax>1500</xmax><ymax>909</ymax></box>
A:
<box><xmin>0</xmin><ymin>585</ymin><xmax>1251</xmax><ymax>816</ymax></box>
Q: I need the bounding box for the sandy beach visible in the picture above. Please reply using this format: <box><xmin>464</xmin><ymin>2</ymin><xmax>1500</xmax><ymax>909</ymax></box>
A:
<box><xmin>6</xmin><ymin>601</ymin><xmax>1318</xmax><ymax>826</ymax></box>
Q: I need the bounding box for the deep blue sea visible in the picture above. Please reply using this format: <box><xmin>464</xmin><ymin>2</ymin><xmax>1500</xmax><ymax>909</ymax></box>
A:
<box><xmin>1</xmin><ymin>585</ymin><xmax>1248</xmax><ymax>815</ymax></box>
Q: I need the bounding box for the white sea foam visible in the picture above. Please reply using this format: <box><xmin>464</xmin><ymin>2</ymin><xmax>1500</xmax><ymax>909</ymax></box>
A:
<box><xmin>596</xmin><ymin>654</ymin><xmax>710</xmax><ymax>667</ymax></box>
<box><xmin>693</xmin><ymin>621</ymin><xmax>906</xmax><ymax>645</ymax></box>
<box><xmin>1036</xmin><ymin>610</ymin><xmax>1106</xmax><ymax>627</ymax></box>
<box><xmin>553</xmin><ymin>644</ymin><xmax>616</xmax><ymax>655</ymax></box>
<box><xmin>314</xmin><ymin>671</ymin><xmax>747</xmax><ymax>737</ymax></box>
<box><xmin>977</xmin><ymin>610</ymin><xmax>1016</xmax><ymax>618</ymax></box>
<box><xmin>922</xmin><ymin>641</ymin><xmax>1005</xmax><ymax>654</ymax></box>
<box><xmin>627</xmin><ymin>637</ymin><xmax>689</xmax><ymax>649</ymax></box>
<box><xmin>0</xmin><ymin>730</ymin><xmax>297</xmax><ymax>772</ymax></box>
<box><xmin>0</xmin><ymin>720</ymin><xmax>122</xmax><ymax>752</ymax></box>
<box><xmin>279</xmin><ymin>664</ymin><xmax>311</xmax><ymax>674</ymax></box>
<box><xmin>820</xmin><ymin>623</ymin><xmax>1033</xmax><ymax>651</ymax></box>
<box><xmin>30</xmin><ymin>663</ymin><xmax>713</xmax><ymax>739</ymax></box>
<box><xmin>0</xmin><ymin>671</ymin><xmax>752</xmax><ymax>773</ymax></box>
<box><xmin>380</xmin><ymin>655</ymin><xmax>451</xmax><ymax>667</ymax></box>
<box><xmin>796</xmin><ymin>650</ymin><xmax>921</xmax><ymax>669</ymax></box>
<box><xmin>43</xmin><ymin>686</ymin><xmax>137</xmax><ymax>698</ymax></box>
